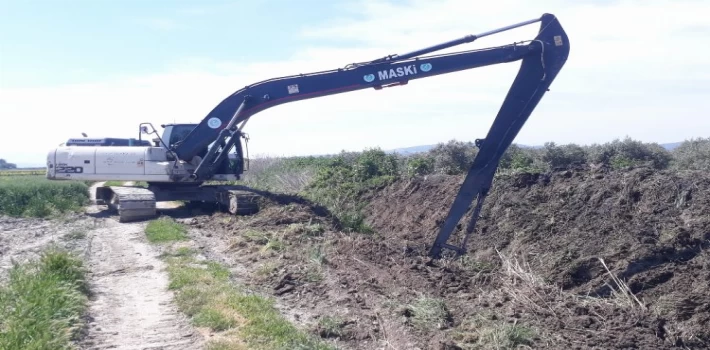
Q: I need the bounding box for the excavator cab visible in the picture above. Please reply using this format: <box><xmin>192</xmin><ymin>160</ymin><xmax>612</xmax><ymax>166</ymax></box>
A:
<box><xmin>139</xmin><ymin>122</ymin><xmax>246</xmax><ymax>178</ymax></box>
<box><xmin>158</xmin><ymin>124</ymin><xmax>198</xmax><ymax>148</ymax></box>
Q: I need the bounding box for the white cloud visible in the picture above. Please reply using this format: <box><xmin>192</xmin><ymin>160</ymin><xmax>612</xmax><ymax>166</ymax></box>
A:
<box><xmin>1</xmin><ymin>0</ymin><xmax>709</xmax><ymax>166</ymax></box>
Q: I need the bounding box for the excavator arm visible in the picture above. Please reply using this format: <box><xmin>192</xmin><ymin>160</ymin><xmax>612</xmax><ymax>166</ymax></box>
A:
<box><xmin>174</xmin><ymin>13</ymin><xmax>569</xmax><ymax>258</ymax></box>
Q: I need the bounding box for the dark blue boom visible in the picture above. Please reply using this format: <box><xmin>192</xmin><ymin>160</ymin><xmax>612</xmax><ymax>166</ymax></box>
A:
<box><xmin>173</xmin><ymin>13</ymin><xmax>570</xmax><ymax>258</ymax></box>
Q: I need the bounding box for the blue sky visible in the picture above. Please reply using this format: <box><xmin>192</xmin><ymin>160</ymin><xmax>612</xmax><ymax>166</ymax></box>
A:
<box><xmin>1</xmin><ymin>0</ymin><xmax>709</xmax><ymax>167</ymax></box>
<box><xmin>0</xmin><ymin>0</ymin><xmax>345</xmax><ymax>88</ymax></box>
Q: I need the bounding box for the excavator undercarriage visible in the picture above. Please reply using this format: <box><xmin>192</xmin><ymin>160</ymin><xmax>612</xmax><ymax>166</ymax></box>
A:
<box><xmin>96</xmin><ymin>183</ymin><xmax>260</xmax><ymax>222</ymax></box>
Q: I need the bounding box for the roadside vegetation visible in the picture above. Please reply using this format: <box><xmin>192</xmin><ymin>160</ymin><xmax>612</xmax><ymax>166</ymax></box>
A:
<box><xmin>233</xmin><ymin>136</ymin><xmax>710</xmax><ymax>233</ymax></box>
<box><xmin>145</xmin><ymin>217</ymin><xmax>188</xmax><ymax>243</ymax></box>
<box><xmin>0</xmin><ymin>248</ymin><xmax>88</xmax><ymax>350</ymax></box>
<box><xmin>0</xmin><ymin>175</ymin><xmax>89</xmax><ymax>218</ymax></box>
<box><xmin>144</xmin><ymin>217</ymin><xmax>334</xmax><ymax>350</ymax></box>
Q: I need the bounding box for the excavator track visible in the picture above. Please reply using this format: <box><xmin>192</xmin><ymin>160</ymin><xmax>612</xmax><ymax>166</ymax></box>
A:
<box><xmin>96</xmin><ymin>184</ymin><xmax>260</xmax><ymax>222</ymax></box>
<box><xmin>107</xmin><ymin>186</ymin><xmax>157</xmax><ymax>222</ymax></box>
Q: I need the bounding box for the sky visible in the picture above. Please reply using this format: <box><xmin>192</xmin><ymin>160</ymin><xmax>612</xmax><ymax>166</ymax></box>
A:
<box><xmin>1</xmin><ymin>0</ymin><xmax>708</xmax><ymax>167</ymax></box>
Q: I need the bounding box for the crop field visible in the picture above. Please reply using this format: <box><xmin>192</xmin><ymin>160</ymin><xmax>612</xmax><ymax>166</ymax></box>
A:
<box><xmin>0</xmin><ymin>175</ymin><xmax>89</xmax><ymax>217</ymax></box>
<box><xmin>1</xmin><ymin>136</ymin><xmax>709</xmax><ymax>350</ymax></box>
<box><xmin>0</xmin><ymin>169</ymin><xmax>45</xmax><ymax>176</ymax></box>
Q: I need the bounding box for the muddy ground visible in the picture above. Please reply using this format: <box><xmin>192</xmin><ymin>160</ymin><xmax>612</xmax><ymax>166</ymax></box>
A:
<box><xmin>181</xmin><ymin>165</ymin><xmax>710</xmax><ymax>350</ymax></box>
<box><xmin>0</xmin><ymin>213</ymin><xmax>95</xmax><ymax>283</ymax></box>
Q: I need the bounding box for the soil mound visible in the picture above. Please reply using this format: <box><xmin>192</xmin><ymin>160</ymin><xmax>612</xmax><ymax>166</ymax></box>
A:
<box><xmin>363</xmin><ymin>166</ymin><xmax>710</xmax><ymax>347</ymax></box>
<box><xmin>189</xmin><ymin>167</ymin><xmax>709</xmax><ymax>349</ymax></box>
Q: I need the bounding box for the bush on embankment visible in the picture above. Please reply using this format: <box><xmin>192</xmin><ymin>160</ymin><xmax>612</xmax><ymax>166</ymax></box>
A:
<box><xmin>235</xmin><ymin>136</ymin><xmax>710</xmax><ymax>232</ymax></box>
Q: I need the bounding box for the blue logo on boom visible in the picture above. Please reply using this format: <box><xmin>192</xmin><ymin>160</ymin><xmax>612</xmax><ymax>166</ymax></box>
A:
<box><xmin>420</xmin><ymin>63</ymin><xmax>432</xmax><ymax>72</ymax></box>
<box><xmin>363</xmin><ymin>74</ymin><xmax>375</xmax><ymax>83</ymax></box>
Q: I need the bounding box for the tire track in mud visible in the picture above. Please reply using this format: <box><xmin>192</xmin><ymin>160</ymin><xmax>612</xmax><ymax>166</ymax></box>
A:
<box><xmin>79</xmin><ymin>183</ymin><xmax>203</xmax><ymax>350</ymax></box>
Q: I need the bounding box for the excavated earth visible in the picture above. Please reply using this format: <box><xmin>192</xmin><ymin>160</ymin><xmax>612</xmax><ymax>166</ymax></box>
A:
<box><xmin>183</xmin><ymin>166</ymin><xmax>710</xmax><ymax>350</ymax></box>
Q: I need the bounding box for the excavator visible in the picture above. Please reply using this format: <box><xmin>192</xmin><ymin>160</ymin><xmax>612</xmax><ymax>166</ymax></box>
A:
<box><xmin>46</xmin><ymin>13</ymin><xmax>570</xmax><ymax>259</ymax></box>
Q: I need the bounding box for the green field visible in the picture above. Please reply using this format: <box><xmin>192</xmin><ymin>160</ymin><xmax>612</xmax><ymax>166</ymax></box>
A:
<box><xmin>0</xmin><ymin>248</ymin><xmax>89</xmax><ymax>349</ymax></box>
<box><xmin>0</xmin><ymin>175</ymin><xmax>89</xmax><ymax>218</ymax></box>
<box><xmin>0</xmin><ymin>169</ymin><xmax>46</xmax><ymax>176</ymax></box>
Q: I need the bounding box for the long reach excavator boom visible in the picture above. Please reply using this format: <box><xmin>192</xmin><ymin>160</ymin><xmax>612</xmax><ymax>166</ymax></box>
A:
<box><xmin>46</xmin><ymin>13</ymin><xmax>569</xmax><ymax>259</ymax></box>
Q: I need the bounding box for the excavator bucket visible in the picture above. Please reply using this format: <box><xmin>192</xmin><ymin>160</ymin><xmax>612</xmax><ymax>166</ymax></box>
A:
<box><xmin>428</xmin><ymin>13</ymin><xmax>570</xmax><ymax>258</ymax></box>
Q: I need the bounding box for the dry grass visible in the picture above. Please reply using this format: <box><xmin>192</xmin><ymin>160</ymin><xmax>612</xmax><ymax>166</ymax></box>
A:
<box><xmin>239</xmin><ymin>157</ymin><xmax>318</xmax><ymax>193</ymax></box>
<box><xmin>490</xmin><ymin>249</ymin><xmax>651</xmax><ymax>339</ymax></box>
<box><xmin>407</xmin><ymin>296</ymin><xmax>452</xmax><ymax>331</ymax></box>
<box><xmin>453</xmin><ymin>314</ymin><xmax>537</xmax><ymax>350</ymax></box>
<box><xmin>444</xmin><ymin>250</ymin><xmax>657</xmax><ymax>348</ymax></box>
<box><xmin>496</xmin><ymin>250</ymin><xmax>646</xmax><ymax>311</ymax></box>
<box><xmin>598</xmin><ymin>258</ymin><xmax>646</xmax><ymax>309</ymax></box>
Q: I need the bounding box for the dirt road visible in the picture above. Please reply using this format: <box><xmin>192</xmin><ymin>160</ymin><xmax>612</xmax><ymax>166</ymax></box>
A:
<box><xmin>78</xmin><ymin>183</ymin><xmax>203</xmax><ymax>350</ymax></box>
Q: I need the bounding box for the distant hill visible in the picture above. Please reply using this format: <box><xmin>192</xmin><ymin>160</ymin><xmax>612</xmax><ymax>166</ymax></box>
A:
<box><xmin>388</xmin><ymin>141</ymin><xmax>684</xmax><ymax>155</ymax></box>
<box><xmin>660</xmin><ymin>142</ymin><xmax>682</xmax><ymax>150</ymax></box>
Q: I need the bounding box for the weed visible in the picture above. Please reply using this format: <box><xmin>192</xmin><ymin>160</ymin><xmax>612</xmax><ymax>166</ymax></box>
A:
<box><xmin>145</xmin><ymin>217</ymin><xmax>188</xmax><ymax>243</ymax></box>
<box><xmin>286</xmin><ymin>222</ymin><xmax>325</xmax><ymax>237</ymax></box>
<box><xmin>64</xmin><ymin>229</ymin><xmax>87</xmax><ymax>240</ymax></box>
<box><xmin>317</xmin><ymin>316</ymin><xmax>345</xmax><ymax>338</ymax></box>
<box><xmin>173</xmin><ymin>247</ymin><xmax>195</xmax><ymax>256</ymax></box>
<box><xmin>0</xmin><ymin>248</ymin><xmax>88</xmax><ymax>349</ymax></box>
<box><xmin>194</xmin><ymin>307</ymin><xmax>238</xmax><ymax>331</ymax></box>
<box><xmin>479</xmin><ymin>321</ymin><xmax>536</xmax><ymax>349</ymax></box>
<box><xmin>407</xmin><ymin>296</ymin><xmax>452</xmax><ymax>330</ymax></box>
<box><xmin>206</xmin><ymin>338</ymin><xmax>248</xmax><ymax>350</ymax></box>
<box><xmin>308</xmin><ymin>245</ymin><xmax>327</xmax><ymax>265</ymax></box>
<box><xmin>456</xmin><ymin>255</ymin><xmax>496</xmax><ymax>274</ymax></box>
<box><xmin>255</xmin><ymin>261</ymin><xmax>280</xmax><ymax>277</ymax></box>
<box><xmin>241</xmin><ymin>229</ymin><xmax>270</xmax><ymax>245</ymax></box>
<box><xmin>454</xmin><ymin>315</ymin><xmax>536</xmax><ymax>350</ymax></box>
<box><xmin>301</xmin><ymin>245</ymin><xmax>327</xmax><ymax>282</ymax></box>
<box><xmin>262</xmin><ymin>238</ymin><xmax>285</xmax><ymax>253</ymax></box>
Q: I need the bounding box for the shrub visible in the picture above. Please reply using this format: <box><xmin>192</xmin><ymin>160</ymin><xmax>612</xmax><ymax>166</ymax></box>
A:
<box><xmin>671</xmin><ymin>137</ymin><xmax>710</xmax><ymax>171</ymax></box>
<box><xmin>427</xmin><ymin>140</ymin><xmax>478</xmax><ymax>175</ymax></box>
<box><xmin>226</xmin><ymin>136</ymin><xmax>710</xmax><ymax>236</ymax></box>
<box><xmin>406</xmin><ymin>154</ymin><xmax>436</xmax><ymax>177</ymax></box>
<box><xmin>303</xmin><ymin>149</ymin><xmax>399</xmax><ymax>233</ymax></box>
<box><xmin>541</xmin><ymin>142</ymin><xmax>588</xmax><ymax>169</ymax></box>
<box><xmin>587</xmin><ymin>137</ymin><xmax>672</xmax><ymax>169</ymax></box>
<box><xmin>499</xmin><ymin>144</ymin><xmax>546</xmax><ymax>172</ymax></box>
<box><xmin>352</xmin><ymin>148</ymin><xmax>399</xmax><ymax>181</ymax></box>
